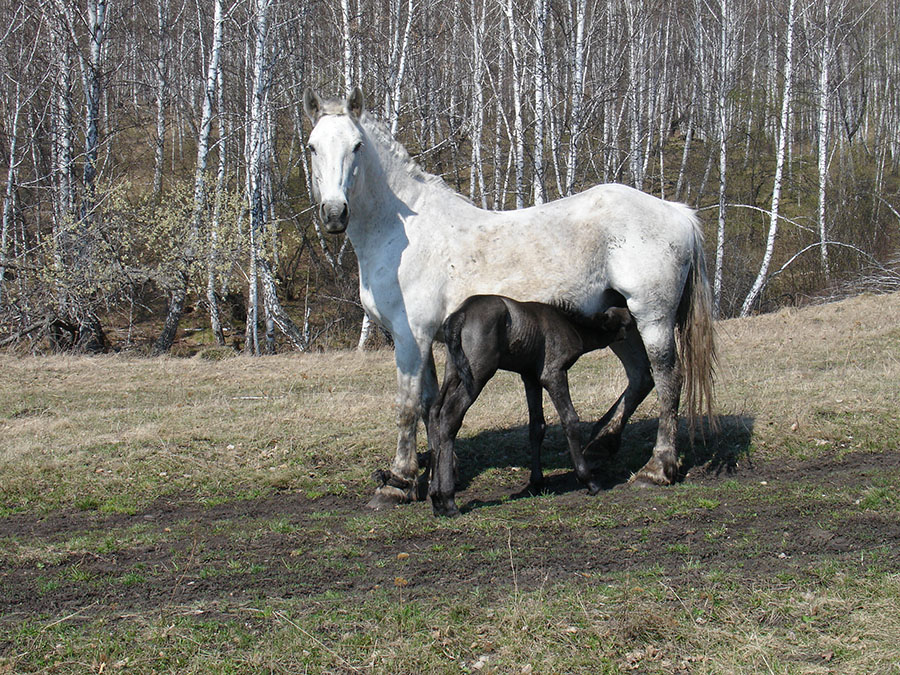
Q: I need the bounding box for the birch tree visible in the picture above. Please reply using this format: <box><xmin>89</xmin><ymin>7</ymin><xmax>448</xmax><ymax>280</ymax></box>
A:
<box><xmin>503</xmin><ymin>0</ymin><xmax>526</xmax><ymax>208</ymax></box>
<box><xmin>206</xmin><ymin>63</ymin><xmax>227</xmax><ymax>346</ymax></box>
<box><xmin>0</xmin><ymin>82</ymin><xmax>21</xmax><ymax>308</ymax></box>
<box><xmin>47</xmin><ymin>0</ymin><xmax>110</xmax><ymax>348</ymax></box>
<box><xmin>468</xmin><ymin>0</ymin><xmax>488</xmax><ymax>207</ymax></box>
<box><xmin>531</xmin><ymin>0</ymin><xmax>548</xmax><ymax>205</ymax></box>
<box><xmin>152</xmin><ymin>0</ymin><xmax>169</xmax><ymax>195</ymax></box>
<box><xmin>245</xmin><ymin>0</ymin><xmax>308</xmax><ymax>354</ymax></box>
<box><xmin>741</xmin><ymin>0</ymin><xmax>796</xmax><ymax>317</ymax></box>
<box><xmin>153</xmin><ymin>0</ymin><xmax>225</xmax><ymax>355</ymax></box>
<box><xmin>713</xmin><ymin>0</ymin><xmax>732</xmax><ymax>315</ymax></box>
<box><xmin>811</xmin><ymin>0</ymin><xmax>844</xmax><ymax>278</ymax></box>
<box><xmin>565</xmin><ymin>0</ymin><xmax>587</xmax><ymax>195</ymax></box>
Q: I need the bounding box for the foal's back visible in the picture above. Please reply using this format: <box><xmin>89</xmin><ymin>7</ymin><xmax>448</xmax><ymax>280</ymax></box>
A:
<box><xmin>448</xmin><ymin>295</ymin><xmax>601</xmax><ymax>383</ymax></box>
<box><xmin>499</xmin><ymin>297</ymin><xmax>590</xmax><ymax>376</ymax></box>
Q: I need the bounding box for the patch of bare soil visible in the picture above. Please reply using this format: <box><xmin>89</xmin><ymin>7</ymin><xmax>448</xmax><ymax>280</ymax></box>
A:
<box><xmin>1</xmin><ymin>451</ymin><xmax>899</xmax><ymax>629</ymax></box>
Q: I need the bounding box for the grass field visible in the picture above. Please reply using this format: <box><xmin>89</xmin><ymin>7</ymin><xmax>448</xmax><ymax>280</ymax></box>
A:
<box><xmin>1</xmin><ymin>291</ymin><xmax>899</xmax><ymax>673</ymax></box>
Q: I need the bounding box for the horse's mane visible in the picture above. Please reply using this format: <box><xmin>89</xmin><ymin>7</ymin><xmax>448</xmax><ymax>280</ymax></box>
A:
<box><xmin>359</xmin><ymin>113</ymin><xmax>455</xmax><ymax>195</ymax></box>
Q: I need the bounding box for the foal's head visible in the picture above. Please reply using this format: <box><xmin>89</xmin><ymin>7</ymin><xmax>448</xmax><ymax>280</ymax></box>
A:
<box><xmin>302</xmin><ymin>87</ymin><xmax>367</xmax><ymax>234</ymax></box>
<box><xmin>595</xmin><ymin>307</ymin><xmax>633</xmax><ymax>344</ymax></box>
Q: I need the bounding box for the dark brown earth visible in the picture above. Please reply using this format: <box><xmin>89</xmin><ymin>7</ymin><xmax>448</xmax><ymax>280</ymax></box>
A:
<box><xmin>2</xmin><ymin>448</ymin><xmax>899</xmax><ymax>636</ymax></box>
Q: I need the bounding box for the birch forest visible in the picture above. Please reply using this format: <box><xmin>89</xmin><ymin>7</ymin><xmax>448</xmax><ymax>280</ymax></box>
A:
<box><xmin>1</xmin><ymin>0</ymin><xmax>898</xmax><ymax>353</ymax></box>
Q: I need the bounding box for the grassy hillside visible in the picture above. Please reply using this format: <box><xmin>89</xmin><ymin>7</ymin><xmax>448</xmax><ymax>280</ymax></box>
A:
<box><xmin>1</xmin><ymin>292</ymin><xmax>898</xmax><ymax>673</ymax></box>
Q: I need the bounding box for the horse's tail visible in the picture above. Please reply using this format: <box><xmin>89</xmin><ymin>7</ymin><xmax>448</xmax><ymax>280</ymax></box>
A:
<box><xmin>677</xmin><ymin>209</ymin><xmax>718</xmax><ymax>435</ymax></box>
<box><xmin>443</xmin><ymin>308</ymin><xmax>477</xmax><ymax>399</ymax></box>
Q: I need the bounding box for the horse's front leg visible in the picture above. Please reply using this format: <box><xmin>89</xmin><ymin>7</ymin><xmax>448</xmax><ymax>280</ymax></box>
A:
<box><xmin>367</xmin><ymin>340</ymin><xmax>436</xmax><ymax>509</ymax></box>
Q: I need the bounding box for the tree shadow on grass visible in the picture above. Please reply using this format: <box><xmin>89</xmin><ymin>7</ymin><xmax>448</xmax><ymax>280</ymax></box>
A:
<box><xmin>451</xmin><ymin>414</ymin><xmax>754</xmax><ymax>513</ymax></box>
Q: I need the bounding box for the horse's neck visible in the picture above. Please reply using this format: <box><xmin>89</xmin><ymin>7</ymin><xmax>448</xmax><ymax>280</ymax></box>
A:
<box><xmin>349</xmin><ymin>138</ymin><xmax>469</xmax><ymax>254</ymax></box>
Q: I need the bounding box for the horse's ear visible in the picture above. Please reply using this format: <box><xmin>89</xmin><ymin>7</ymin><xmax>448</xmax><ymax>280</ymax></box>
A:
<box><xmin>346</xmin><ymin>86</ymin><xmax>364</xmax><ymax>119</ymax></box>
<box><xmin>303</xmin><ymin>88</ymin><xmax>322</xmax><ymax>122</ymax></box>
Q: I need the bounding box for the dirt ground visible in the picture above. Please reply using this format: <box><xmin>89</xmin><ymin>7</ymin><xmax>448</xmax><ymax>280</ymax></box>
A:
<box><xmin>3</xmin><ymin>448</ymin><xmax>898</xmax><ymax>629</ymax></box>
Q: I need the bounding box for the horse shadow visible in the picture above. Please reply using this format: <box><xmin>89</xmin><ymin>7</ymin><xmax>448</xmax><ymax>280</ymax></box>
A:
<box><xmin>449</xmin><ymin>414</ymin><xmax>755</xmax><ymax>513</ymax></box>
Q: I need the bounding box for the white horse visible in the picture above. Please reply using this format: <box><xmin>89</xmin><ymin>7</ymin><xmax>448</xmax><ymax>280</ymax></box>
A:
<box><xmin>303</xmin><ymin>87</ymin><xmax>716</xmax><ymax>508</ymax></box>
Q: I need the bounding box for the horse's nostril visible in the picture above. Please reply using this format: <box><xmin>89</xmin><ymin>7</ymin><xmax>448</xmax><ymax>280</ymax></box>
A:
<box><xmin>340</xmin><ymin>203</ymin><xmax>349</xmax><ymax>224</ymax></box>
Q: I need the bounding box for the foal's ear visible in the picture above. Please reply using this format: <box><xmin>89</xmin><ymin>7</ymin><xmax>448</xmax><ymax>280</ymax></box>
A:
<box><xmin>346</xmin><ymin>86</ymin><xmax>364</xmax><ymax>119</ymax></box>
<box><xmin>302</xmin><ymin>88</ymin><xmax>322</xmax><ymax>122</ymax></box>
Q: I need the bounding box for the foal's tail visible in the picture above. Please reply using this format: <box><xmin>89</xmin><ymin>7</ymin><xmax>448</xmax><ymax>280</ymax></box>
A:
<box><xmin>677</xmin><ymin>211</ymin><xmax>718</xmax><ymax>435</ymax></box>
<box><xmin>443</xmin><ymin>309</ymin><xmax>477</xmax><ymax>398</ymax></box>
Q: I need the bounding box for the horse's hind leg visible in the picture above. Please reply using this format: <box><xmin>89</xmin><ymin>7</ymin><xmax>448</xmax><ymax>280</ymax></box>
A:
<box><xmin>631</xmin><ymin>319</ymin><xmax>682</xmax><ymax>486</ymax></box>
<box><xmin>585</xmin><ymin>327</ymin><xmax>654</xmax><ymax>459</ymax></box>
<box><xmin>521</xmin><ymin>374</ymin><xmax>546</xmax><ymax>490</ymax></box>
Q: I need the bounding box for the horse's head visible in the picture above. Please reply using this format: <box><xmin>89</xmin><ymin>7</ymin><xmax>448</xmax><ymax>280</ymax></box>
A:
<box><xmin>302</xmin><ymin>87</ymin><xmax>366</xmax><ymax>234</ymax></box>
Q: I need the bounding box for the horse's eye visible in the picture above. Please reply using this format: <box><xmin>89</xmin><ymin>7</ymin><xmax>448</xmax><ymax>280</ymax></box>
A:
<box><xmin>353</xmin><ymin>141</ymin><xmax>363</xmax><ymax>153</ymax></box>
<box><xmin>307</xmin><ymin>144</ymin><xmax>317</xmax><ymax>155</ymax></box>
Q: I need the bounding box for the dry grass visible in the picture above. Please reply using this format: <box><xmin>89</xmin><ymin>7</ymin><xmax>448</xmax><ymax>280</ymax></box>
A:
<box><xmin>715</xmin><ymin>291</ymin><xmax>900</xmax><ymax>457</ymax></box>
<box><xmin>1</xmin><ymin>292</ymin><xmax>898</xmax><ymax>512</ymax></box>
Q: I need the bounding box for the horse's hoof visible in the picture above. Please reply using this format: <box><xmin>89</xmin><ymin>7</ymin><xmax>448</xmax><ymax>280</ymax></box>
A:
<box><xmin>431</xmin><ymin>498</ymin><xmax>460</xmax><ymax>518</ymax></box>
<box><xmin>587</xmin><ymin>481</ymin><xmax>602</xmax><ymax>496</ymax></box>
<box><xmin>628</xmin><ymin>454</ymin><xmax>677</xmax><ymax>488</ymax></box>
<box><xmin>432</xmin><ymin>504</ymin><xmax>460</xmax><ymax>518</ymax></box>
<box><xmin>628</xmin><ymin>470</ymin><xmax>671</xmax><ymax>488</ymax></box>
<box><xmin>366</xmin><ymin>485</ymin><xmax>409</xmax><ymax>510</ymax></box>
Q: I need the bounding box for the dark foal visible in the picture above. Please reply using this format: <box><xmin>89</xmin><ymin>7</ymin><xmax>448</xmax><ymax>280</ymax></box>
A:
<box><xmin>428</xmin><ymin>295</ymin><xmax>633</xmax><ymax>517</ymax></box>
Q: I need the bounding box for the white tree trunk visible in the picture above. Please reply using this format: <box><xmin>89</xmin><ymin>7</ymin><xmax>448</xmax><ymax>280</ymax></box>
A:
<box><xmin>245</xmin><ymin>0</ymin><xmax>271</xmax><ymax>355</ymax></box>
<box><xmin>153</xmin><ymin>0</ymin><xmax>168</xmax><ymax>195</ymax></box>
<box><xmin>503</xmin><ymin>0</ymin><xmax>526</xmax><ymax>209</ymax></box>
<box><xmin>714</xmin><ymin>0</ymin><xmax>730</xmax><ymax>316</ymax></box>
<box><xmin>565</xmin><ymin>0</ymin><xmax>586</xmax><ymax>195</ymax></box>
<box><xmin>531</xmin><ymin>0</ymin><xmax>547</xmax><ymax>205</ymax></box>
<box><xmin>625</xmin><ymin>0</ymin><xmax>644</xmax><ymax>190</ymax></box>
<box><xmin>468</xmin><ymin>0</ymin><xmax>488</xmax><ymax>208</ymax></box>
<box><xmin>207</xmin><ymin>63</ymin><xmax>227</xmax><ymax>347</ymax></box>
<box><xmin>816</xmin><ymin>0</ymin><xmax>833</xmax><ymax>277</ymax></box>
<box><xmin>154</xmin><ymin>0</ymin><xmax>224</xmax><ymax>355</ymax></box>
<box><xmin>388</xmin><ymin>0</ymin><xmax>414</xmax><ymax>136</ymax></box>
<box><xmin>341</xmin><ymin>0</ymin><xmax>353</xmax><ymax>90</ymax></box>
<box><xmin>741</xmin><ymin>0</ymin><xmax>795</xmax><ymax>317</ymax></box>
<box><xmin>0</xmin><ymin>82</ymin><xmax>20</xmax><ymax>306</ymax></box>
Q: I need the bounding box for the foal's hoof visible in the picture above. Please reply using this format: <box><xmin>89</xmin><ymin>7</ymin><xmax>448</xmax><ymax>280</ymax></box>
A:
<box><xmin>586</xmin><ymin>481</ymin><xmax>602</xmax><ymax>496</ymax></box>
<box><xmin>366</xmin><ymin>485</ymin><xmax>410</xmax><ymax>510</ymax></box>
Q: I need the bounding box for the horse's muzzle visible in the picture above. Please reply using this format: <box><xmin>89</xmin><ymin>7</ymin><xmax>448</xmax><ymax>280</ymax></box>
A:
<box><xmin>320</xmin><ymin>200</ymin><xmax>349</xmax><ymax>234</ymax></box>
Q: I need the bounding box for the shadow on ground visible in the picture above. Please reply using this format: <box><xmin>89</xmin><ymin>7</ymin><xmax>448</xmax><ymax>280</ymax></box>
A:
<box><xmin>453</xmin><ymin>414</ymin><xmax>754</xmax><ymax>513</ymax></box>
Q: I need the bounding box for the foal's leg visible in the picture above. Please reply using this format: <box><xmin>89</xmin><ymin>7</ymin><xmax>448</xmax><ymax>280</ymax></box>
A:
<box><xmin>521</xmin><ymin>374</ymin><xmax>546</xmax><ymax>490</ymax></box>
<box><xmin>585</xmin><ymin>327</ymin><xmax>655</xmax><ymax>458</ymax></box>
<box><xmin>417</xmin><ymin>350</ymin><xmax>440</xmax><ymax>499</ymax></box>
<box><xmin>429</xmin><ymin>375</ymin><xmax>480</xmax><ymax>517</ymax></box>
<box><xmin>630</xmin><ymin>319</ymin><xmax>682</xmax><ymax>486</ymax></box>
<box><xmin>543</xmin><ymin>371</ymin><xmax>602</xmax><ymax>495</ymax></box>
